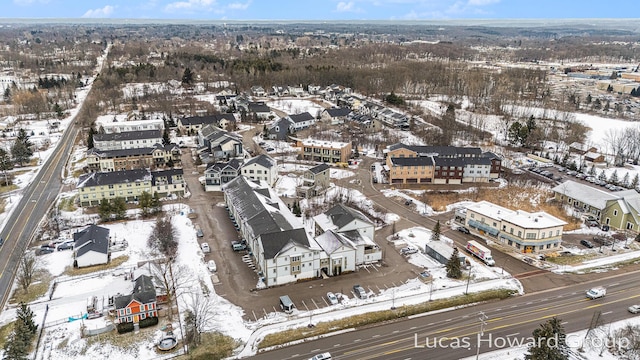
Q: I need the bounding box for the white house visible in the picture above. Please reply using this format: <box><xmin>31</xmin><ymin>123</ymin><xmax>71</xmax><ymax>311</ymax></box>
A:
<box><xmin>241</xmin><ymin>154</ymin><xmax>278</xmax><ymax>187</ymax></box>
<box><xmin>256</xmin><ymin>229</ymin><xmax>318</xmax><ymax>287</ymax></box>
<box><xmin>73</xmin><ymin>224</ymin><xmax>110</xmax><ymax>268</ymax></box>
<box><xmin>313</xmin><ymin>204</ymin><xmax>381</xmax><ymax>264</ymax></box>
<box><xmin>314</xmin><ymin>230</ymin><xmax>356</xmax><ymax>276</ymax></box>
<box><xmin>288</xmin><ymin>112</ymin><xmax>316</xmax><ymax>131</ymax></box>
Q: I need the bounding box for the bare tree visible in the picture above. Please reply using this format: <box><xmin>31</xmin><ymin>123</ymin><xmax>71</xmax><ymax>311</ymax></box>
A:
<box><xmin>17</xmin><ymin>253</ymin><xmax>38</xmax><ymax>293</ymax></box>
<box><xmin>147</xmin><ymin>215</ymin><xmax>178</xmax><ymax>258</ymax></box>
<box><xmin>146</xmin><ymin>259</ymin><xmax>192</xmax><ymax>321</ymax></box>
<box><xmin>182</xmin><ymin>293</ymin><xmax>216</xmax><ymax>348</ymax></box>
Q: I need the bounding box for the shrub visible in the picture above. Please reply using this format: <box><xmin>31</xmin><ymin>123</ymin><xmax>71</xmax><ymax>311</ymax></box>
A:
<box><xmin>116</xmin><ymin>322</ymin><xmax>134</xmax><ymax>334</ymax></box>
<box><xmin>138</xmin><ymin>316</ymin><xmax>158</xmax><ymax>329</ymax></box>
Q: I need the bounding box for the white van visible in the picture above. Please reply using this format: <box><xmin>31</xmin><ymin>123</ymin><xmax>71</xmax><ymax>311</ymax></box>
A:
<box><xmin>279</xmin><ymin>295</ymin><xmax>295</xmax><ymax>313</ymax></box>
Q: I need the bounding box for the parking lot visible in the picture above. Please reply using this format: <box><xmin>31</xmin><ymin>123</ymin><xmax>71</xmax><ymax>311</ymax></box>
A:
<box><xmin>180</xmin><ymin>151</ymin><xmax>423</xmax><ymax>321</ymax></box>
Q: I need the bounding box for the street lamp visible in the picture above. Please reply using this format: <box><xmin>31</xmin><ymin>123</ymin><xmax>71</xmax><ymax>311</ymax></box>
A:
<box><xmin>475</xmin><ymin>312</ymin><xmax>488</xmax><ymax>360</ymax></box>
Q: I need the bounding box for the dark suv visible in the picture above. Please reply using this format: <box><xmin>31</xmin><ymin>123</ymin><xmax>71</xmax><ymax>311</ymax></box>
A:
<box><xmin>457</xmin><ymin>226</ymin><xmax>470</xmax><ymax>234</ymax></box>
<box><xmin>580</xmin><ymin>239</ymin><xmax>594</xmax><ymax>248</ymax></box>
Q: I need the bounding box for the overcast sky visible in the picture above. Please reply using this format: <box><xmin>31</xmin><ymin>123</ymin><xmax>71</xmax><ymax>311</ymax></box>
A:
<box><xmin>2</xmin><ymin>0</ymin><xmax>637</xmax><ymax>20</ymax></box>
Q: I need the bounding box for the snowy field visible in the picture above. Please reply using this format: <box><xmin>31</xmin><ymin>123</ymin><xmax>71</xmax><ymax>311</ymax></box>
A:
<box><xmin>266</xmin><ymin>98</ymin><xmax>325</xmax><ymax>117</ymax></box>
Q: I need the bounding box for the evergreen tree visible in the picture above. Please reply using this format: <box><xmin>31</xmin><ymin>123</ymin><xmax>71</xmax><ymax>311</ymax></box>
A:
<box><xmin>631</xmin><ymin>174</ymin><xmax>639</xmax><ymax>189</ymax></box>
<box><xmin>622</xmin><ymin>172</ymin><xmax>630</xmax><ymax>188</ymax></box>
<box><xmin>112</xmin><ymin>197</ymin><xmax>127</xmax><ymax>220</ymax></box>
<box><xmin>3</xmin><ymin>321</ymin><xmax>30</xmax><ymax>360</ymax></box>
<box><xmin>162</xmin><ymin>128</ymin><xmax>170</xmax><ymax>145</ymax></box>
<box><xmin>609</xmin><ymin>169</ymin><xmax>620</xmax><ymax>185</ymax></box>
<box><xmin>16</xmin><ymin>303</ymin><xmax>37</xmax><ymax>335</ymax></box>
<box><xmin>597</xmin><ymin>170</ymin><xmax>607</xmax><ymax>182</ymax></box>
<box><xmin>431</xmin><ymin>220</ymin><xmax>441</xmax><ymax>242</ymax></box>
<box><xmin>586</xmin><ymin>93</ymin><xmax>592</xmax><ymax>105</ymax></box>
<box><xmin>181</xmin><ymin>67</ymin><xmax>194</xmax><ymax>85</ymax></box>
<box><xmin>98</xmin><ymin>200</ymin><xmax>112</xmax><ymax>222</ymax></box>
<box><xmin>87</xmin><ymin>124</ymin><xmax>97</xmax><ymax>149</ymax></box>
<box><xmin>446</xmin><ymin>248</ymin><xmax>462</xmax><ymax>279</ymax></box>
<box><xmin>139</xmin><ymin>191</ymin><xmax>154</xmax><ymax>218</ymax></box>
<box><xmin>0</xmin><ymin>148</ymin><xmax>13</xmax><ymax>185</ymax></box>
<box><xmin>11</xmin><ymin>141</ymin><xmax>31</xmax><ymax>166</ymax></box>
<box><xmin>525</xmin><ymin>317</ymin><xmax>568</xmax><ymax>360</ymax></box>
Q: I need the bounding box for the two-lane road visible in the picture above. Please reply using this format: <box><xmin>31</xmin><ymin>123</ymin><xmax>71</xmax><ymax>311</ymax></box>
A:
<box><xmin>252</xmin><ymin>270</ymin><xmax>640</xmax><ymax>359</ymax></box>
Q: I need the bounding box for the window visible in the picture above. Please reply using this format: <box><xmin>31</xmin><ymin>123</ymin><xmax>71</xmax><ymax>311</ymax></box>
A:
<box><xmin>525</xmin><ymin>233</ymin><xmax>536</xmax><ymax>239</ymax></box>
<box><xmin>541</xmin><ymin>232</ymin><xmax>545</xmax><ymax>238</ymax></box>
<box><xmin>613</xmin><ymin>210</ymin><xmax>618</xmax><ymax>216</ymax></box>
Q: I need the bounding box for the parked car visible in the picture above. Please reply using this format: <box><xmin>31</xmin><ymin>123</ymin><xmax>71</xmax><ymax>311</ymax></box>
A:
<box><xmin>206</xmin><ymin>260</ymin><xmax>217</xmax><ymax>272</ymax></box>
<box><xmin>38</xmin><ymin>245</ymin><xmax>55</xmax><ymax>255</ymax></box>
<box><xmin>586</xmin><ymin>219</ymin><xmax>600</xmax><ymax>227</ymax></box>
<box><xmin>419</xmin><ymin>270</ymin><xmax>431</xmax><ymax>279</ymax></box>
<box><xmin>353</xmin><ymin>284</ymin><xmax>367</xmax><ymax>299</ymax></box>
<box><xmin>580</xmin><ymin>239</ymin><xmax>594</xmax><ymax>248</ymax></box>
<box><xmin>308</xmin><ymin>352</ymin><xmax>332</xmax><ymax>360</ymax></box>
<box><xmin>200</xmin><ymin>242</ymin><xmax>211</xmax><ymax>253</ymax></box>
<box><xmin>457</xmin><ymin>226</ymin><xmax>471</xmax><ymax>234</ymax></box>
<box><xmin>629</xmin><ymin>305</ymin><xmax>640</xmax><ymax>314</ymax></box>
<box><xmin>400</xmin><ymin>246</ymin><xmax>418</xmax><ymax>255</ymax></box>
<box><xmin>232</xmin><ymin>241</ymin><xmax>247</xmax><ymax>251</ymax></box>
<box><xmin>404</xmin><ymin>199</ymin><xmax>413</xmax><ymax>206</ymax></box>
<box><xmin>326</xmin><ymin>292</ymin><xmax>339</xmax><ymax>305</ymax></box>
<box><xmin>57</xmin><ymin>241</ymin><xmax>74</xmax><ymax>251</ymax></box>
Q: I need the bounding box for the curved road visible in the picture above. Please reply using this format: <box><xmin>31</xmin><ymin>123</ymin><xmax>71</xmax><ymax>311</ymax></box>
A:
<box><xmin>252</xmin><ymin>270</ymin><xmax>640</xmax><ymax>360</ymax></box>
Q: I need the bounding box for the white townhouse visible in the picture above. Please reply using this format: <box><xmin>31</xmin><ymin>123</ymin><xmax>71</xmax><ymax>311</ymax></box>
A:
<box><xmin>241</xmin><ymin>154</ymin><xmax>278</xmax><ymax>187</ymax></box>
<box><xmin>93</xmin><ymin>130</ymin><xmax>163</xmax><ymax>151</ymax></box>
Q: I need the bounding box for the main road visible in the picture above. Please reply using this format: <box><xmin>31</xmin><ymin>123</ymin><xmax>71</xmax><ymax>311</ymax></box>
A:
<box><xmin>0</xmin><ymin>125</ymin><xmax>79</xmax><ymax>308</ymax></box>
<box><xmin>0</xmin><ymin>45</ymin><xmax>109</xmax><ymax>309</ymax></box>
<box><xmin>251</xmin><ymin>270</ymin><xmax>640</xmax><ymax>359</ymax></box>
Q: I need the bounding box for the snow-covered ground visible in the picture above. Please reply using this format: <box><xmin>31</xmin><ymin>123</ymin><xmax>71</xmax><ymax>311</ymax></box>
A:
<box><xmin>3</xmin><ymin>53</ymin><xmax>640</xmax><ymax>359</ymax></box>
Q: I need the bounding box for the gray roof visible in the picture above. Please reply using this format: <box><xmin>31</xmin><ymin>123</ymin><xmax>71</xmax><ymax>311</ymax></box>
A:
<box><xmin>114</xmin><ymin>275</ymin><xmax>157</xmax><ymax>309</ymax></box>
<box><xmin>434</xmin><ymin>157</ymin><xmax>466</xmax><ymax>167</ymax></box>
<box><xmin>223</xmin><ymin>176</ymin><xmax>295</xmax><ymax>236</ymax></box>
<box><xmin>206</xmin><ymin>158</ymin><xmax>242</xmax><ymax>172</ymax></box>
<box><xmin>325</xmin><ymin>108</ymin><xmax>351</xmax><ymax>117</ymax></box>
<box><xmin>324</xmin><ymin>204</ymin><xmax>372</xmax><ymax>229</ymax></box>
<box><xmin>308</xmin><ymin>163</ymin><xmax>330</xmax><ymax>174</ymax></box>
<box><xmin>181</xmin><ymin>114</ymin><xmax>235</xmax><ymax>126</ymax></box>
<box><xmin>151</xmin><ymin>168</ymin><xmax>184</xmax><ymax>185</ymax></box>
<box><xmin>77</xmin><ymin>169</ymin><xmax>151</xmax><ymax>188</ymax></box>
<box><xmin>87</xmin><ymin>143</ymin><xmax>178</xmax><ymax>158</ymax></box>
<box><xmin>260</xmin><ymin>228</ymin><xmax>310</xmax><ymax>259</ymax></box>
<box><xmin>289</xmin><ymin>112</ymin><xmax>314</xmax><ymax>123</ymax></box>
<box><xmin>248</xmin><ymin>102</ymin><xmax>270</xmax><ymax>113</ymax></box>
<box><xmin>94</xmin><ymin>130</ymin><xmax>162</xmax><ymax>142</ymax></box>
<box><xmin>390</xmin><ymin>156</ymin><xmax>434</xmax><ymax>167</ymax></box>
<box><xmin>243</xmin><ymin>154</ymin><xmax>276</xmax><ymax>169</ymax></box>
<box><xmin>73</xmin><ymin>224</ymin><xmax>110</xmax><ymax>257</ymax></box>
<box><xmin>388</xmin><ymin>143</ymin><xmax>483</xmax><ymax>157</ymax></box>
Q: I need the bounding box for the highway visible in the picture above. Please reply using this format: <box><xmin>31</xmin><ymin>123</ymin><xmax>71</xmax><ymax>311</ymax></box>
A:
<box><xmin>252</xmin><ymin>271</ymin><xmax>640</xmax><ymax>359</ymax></box>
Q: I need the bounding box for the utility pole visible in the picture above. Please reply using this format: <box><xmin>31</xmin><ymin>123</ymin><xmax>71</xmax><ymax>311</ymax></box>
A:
<box><xmin>465</xmin><ymin>264</ymin><xmax>472</xmax><ymax>295</ymax></box>
<box><xmin>476</xmin><ymin>312</ymin><xmax>488</xmax><ymax>360</ymax></box>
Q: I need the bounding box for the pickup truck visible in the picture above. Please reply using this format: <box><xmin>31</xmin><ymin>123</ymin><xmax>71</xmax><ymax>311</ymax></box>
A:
<box><xmin>586</xmin><ymin>286</ymin><xmax>606</xmax><ymax>299</ymax></box>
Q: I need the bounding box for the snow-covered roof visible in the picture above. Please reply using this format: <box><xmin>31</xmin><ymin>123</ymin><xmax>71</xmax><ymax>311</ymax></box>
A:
<box><xmin>298</xmin><ymin>138</ymin><xmax>350</xmax><ymax>149</ymax></box>
<box><xmin>552</xmin><ymin>180</ymin><xmax>619</xmax><ymax>209</ymax></box>
<box><xmin>314</xmin><ymin>230</ymin><xmax>355</xmax><ymax>255</ymax></box>
<box><xmin>466</xmin><ymin>200</ymin><xmax>566</xmax><ymax>229</ymax></box>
